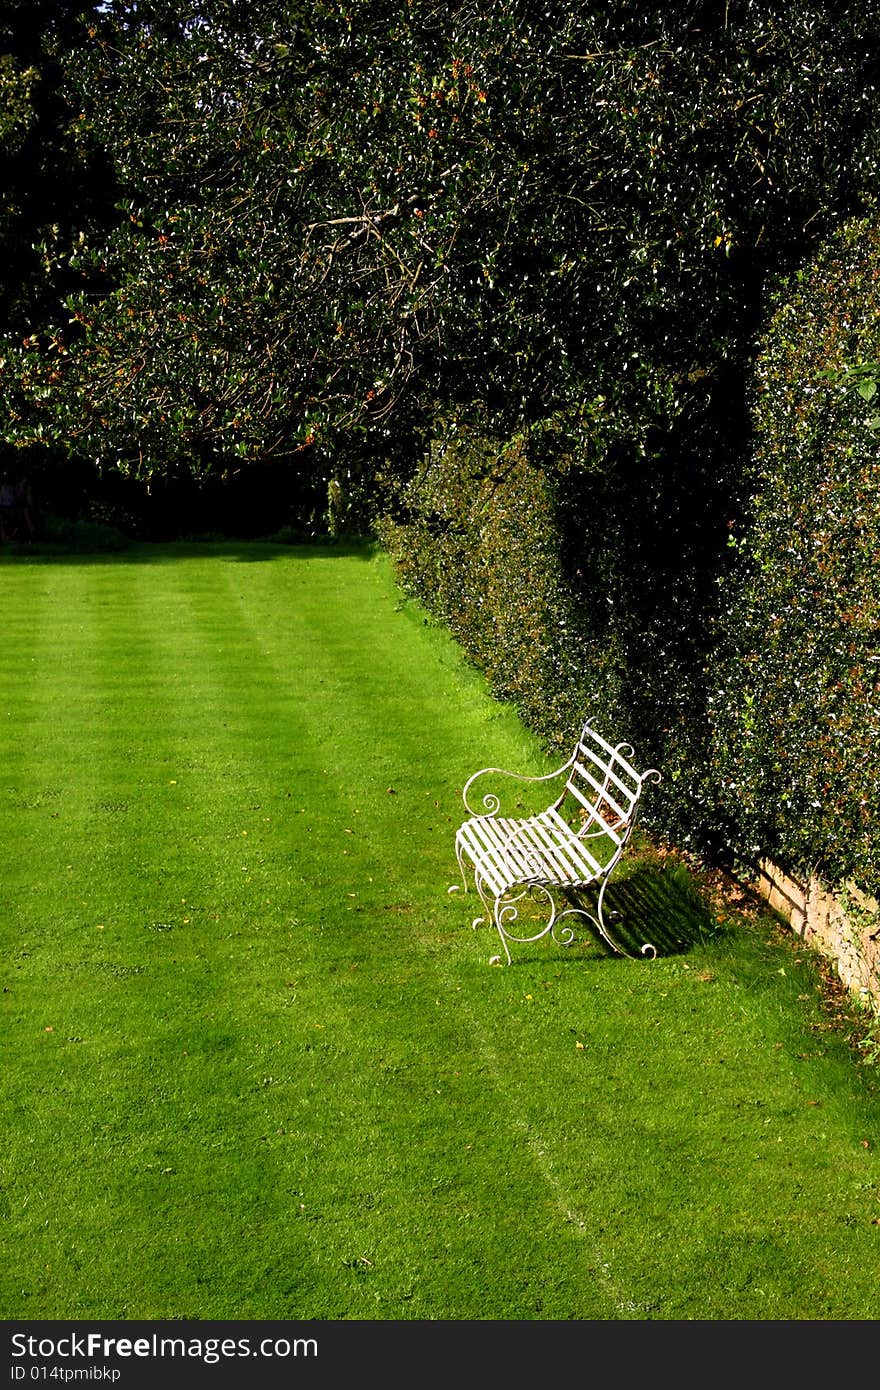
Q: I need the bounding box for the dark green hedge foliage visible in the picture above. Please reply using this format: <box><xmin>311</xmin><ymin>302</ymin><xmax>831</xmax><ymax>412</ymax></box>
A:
<box><xmin>378</xmin><ymin>426</ymin><xmax>596</xmax><ymax>751</ymax></box>
<box><xmin>709</xmin><ymin>221</ymin><xmax>880</xmax><ymax>894</ymax></box>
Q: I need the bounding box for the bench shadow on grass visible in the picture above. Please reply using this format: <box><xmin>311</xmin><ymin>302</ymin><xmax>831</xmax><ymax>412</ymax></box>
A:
<box><xmin>480</xmin><ymin>861</ymin><xmax>722</xmax><ymax>965</ymax></box>
<box><xmin>565</xmin><ymin>861</ymin><xmax>722</xmax><ymax>963</ymax></box>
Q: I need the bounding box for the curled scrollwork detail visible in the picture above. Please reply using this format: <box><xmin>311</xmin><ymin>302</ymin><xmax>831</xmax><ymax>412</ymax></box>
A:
<box><xmin>461</xmin><ymin>757</ymin><xmax>575</xmax><ymax>819</ymax></box>
<box><xmin>492</xmin><ymin>885</ymin><xmax>570</xmax><ymax>965</ymax></box>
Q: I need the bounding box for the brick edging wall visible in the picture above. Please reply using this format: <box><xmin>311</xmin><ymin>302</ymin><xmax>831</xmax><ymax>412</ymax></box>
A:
<box><xmin>755</xmin><ymin>859</ymin><xmax>880</xmax><ymax>1013</ymax></box>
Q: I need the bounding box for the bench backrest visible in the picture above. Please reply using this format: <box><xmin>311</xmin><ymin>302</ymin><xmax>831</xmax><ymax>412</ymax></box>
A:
<box><xmin>563</xmin><ymin>723</ymin><xmax>650</xmax><ymax>845</ymax></box>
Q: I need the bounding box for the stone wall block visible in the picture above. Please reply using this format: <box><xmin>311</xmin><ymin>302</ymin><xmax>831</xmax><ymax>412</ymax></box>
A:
<box><xmin>755</xmin><ymin>859</ymin><xmax>880</xmax><ymax>1013</ymax></box>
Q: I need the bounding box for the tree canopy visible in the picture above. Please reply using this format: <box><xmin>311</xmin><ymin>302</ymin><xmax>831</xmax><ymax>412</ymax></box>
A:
<box><xmin>3</xmin><ymin>1</ymin><xmax>879</xmax><ymax>492</ymax></box>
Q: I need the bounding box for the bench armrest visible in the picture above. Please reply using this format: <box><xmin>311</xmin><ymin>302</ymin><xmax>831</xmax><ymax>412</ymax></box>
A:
<box><xmin>462</xmin><ymin>754</ymin><xmax>575</xmax><ymax>818</ymax></box>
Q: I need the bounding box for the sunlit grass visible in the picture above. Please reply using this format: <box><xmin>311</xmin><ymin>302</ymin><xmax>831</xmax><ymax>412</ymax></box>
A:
<box><xmin>1</xmin><ymin>540</ymin><xmax>878</xmax><ymax>1320</ymax></box>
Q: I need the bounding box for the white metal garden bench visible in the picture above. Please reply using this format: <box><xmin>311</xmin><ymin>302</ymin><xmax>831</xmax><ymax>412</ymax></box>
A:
<box><xmin>452</xmin><ymin>718</ymin><xmax>661</xmax><ymax>964</ymax></box>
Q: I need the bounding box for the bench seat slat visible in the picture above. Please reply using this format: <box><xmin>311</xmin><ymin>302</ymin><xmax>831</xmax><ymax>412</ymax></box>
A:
<box><xmin>456</xmin><ymin>818</ymin><xmax>545</xmax><ymax>896</ymax></box>
<box><xmin>457</xmin><ymin>816</ymin><xmax>546</xmax><ymax>896</ymax></box>
<box><xmin>510</xmin><ymin>814</ymin><xmax>596</xmax><ymax>884</ymax></box>
<box><xmin>537</xmin><ymin>808</ymin><xmax>605</xmax><ymax>879</ymax></box>
<box><xmin>456</xmin><ymin>821</ymin><xmax>520</xmax><ymax>897</ymax></box>
<box><xmin>456</xmin><ymin>803</ymin><xmax>613</xmax><ymax>895</ymax></box>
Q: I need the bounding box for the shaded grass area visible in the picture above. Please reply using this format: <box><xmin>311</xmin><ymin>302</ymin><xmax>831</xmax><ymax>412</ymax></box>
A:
<box><xmin>1</xmin><ymin>540</ymin><xmax>879</xmax><ymax>1321</ymax></box>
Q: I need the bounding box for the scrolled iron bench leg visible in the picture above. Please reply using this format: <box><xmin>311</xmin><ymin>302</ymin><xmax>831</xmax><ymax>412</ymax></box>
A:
<box><xmin>490</xmin><ymin>884</ymin><xmax>580</xmax><ymax>965</ymax></box>
<box><xmin>492</xmin><ymin>895</ymin><xmax>513</xmax><ymax>966</ymax></box>
<box><xmin>451</xmin><ymin>838</ymin><xmax>491</xmax><ymax>929</ymax></box>
<box><xmin>472</xmin><ymin>872</ymin><xmax>495</xmax><ymax>932</ymax></box>
<box><xmin>454</xmin><ymin>837</ymin><xmax>469</xmax><ymax>894</ymax></box>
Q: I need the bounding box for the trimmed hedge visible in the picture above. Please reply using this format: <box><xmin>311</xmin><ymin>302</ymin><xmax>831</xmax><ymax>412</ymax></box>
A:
<box><xmin>710</xmin><ymin>220</ymin><xmax>880</xmax><ymax>895</ymax></box>
<box><xmin>377</xmin><ymin>424</ymin><xmax>598</xmax><ymax>752</ymax></box>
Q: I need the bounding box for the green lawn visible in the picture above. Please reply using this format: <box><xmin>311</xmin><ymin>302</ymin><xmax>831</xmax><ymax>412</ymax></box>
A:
<box><xmin>1</xmin><ymin>540</ymin><xmax>879</xmax><ymax>1320</ymax></box>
